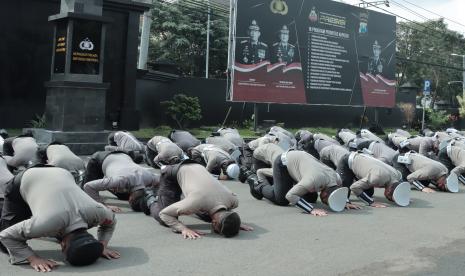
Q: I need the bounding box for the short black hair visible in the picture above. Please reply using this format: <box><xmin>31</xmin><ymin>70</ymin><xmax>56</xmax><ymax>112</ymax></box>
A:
<box><xmin>66</xmin><ymin>231</ymin><xmax>103</xmax><ymax>266</ymax></box>
<box><xmin>218</xmin><ymin>211</ymin><xmax>241</xmax><ymax>238</ymax></box>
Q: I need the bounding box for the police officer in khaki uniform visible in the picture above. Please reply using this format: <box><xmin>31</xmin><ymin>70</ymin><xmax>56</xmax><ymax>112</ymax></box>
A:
<box><xmin>319</xmin><ymin>144</ymin><xmax>350</xmax><ymax>169</ymax></box>
<box><xmin>247</xmin><ymin>150</ymin><xmax>353</xmax><ymax>215</ymax></box>
<box><xmin>438</xmin><ymin>143</ymin><xmax>465</xmax><ymax>183</ymax></box>
<box><xmin>392</xmin><ymin>147</ymin><xmax>453</xmax><ymax>193</ymax></box>
<box><xmin>189</xmin><ymin>144</ymin><xmax>240</xmax><ymax>180</ymax></box>
<box><xmin>252</xmin><ymin>143</ymin><xmax>284</xmax><ymax>185</ymax></box>
<box><xmin>146</xmin><ymin>136</ymin><xmax>185</xmax><ymax>168</ymax></box>
<box><xmin>0</xmin><ymin>166</ymin><xmax>119</xmax><ymax>271</ymax></box>
<box><xmin>357</xmin><ymin>140</ymin><xmax>397</xmax><ymax>166</ymax></box>
<box><xmin>168</xmin><ymin>129</ymin><xmax>200</xmax><ymax>152</ymax></box>
<box><xmin>83</xmin><ymin>152</ymin><xmax>160</xmax><ymax>212</ymax></box>
<box><xmin>271</xmin><ymin>25</ymin><xmax>296</xmax><ymax>64</ymax></box>
<box><xmin>2</xmin><ymin>134</ymin><xmax>39</xmax><ymax>170</ymax></box>
<box><xmin>239</xmin><ymin>20</ymin><xmax>268</xmax><ymax>64</ymax></box>
<box><xmin>145</xmin><ymin>161</ymin><xmax>253</xmax><ymax>239</ymax></box>
<box><xmin>337</xmin><ymin>129</ymin><xmax>357</xmax><ymax>146</ymax></box>
<box><xmin>338</xmin><ymin>152</ymin><xmax>410</xmax><ymax>208</ymax></box>
<box><xmin>36</xmin><ymin>142</ymin><xmax>86</xmax><ymax>186</ymax></box>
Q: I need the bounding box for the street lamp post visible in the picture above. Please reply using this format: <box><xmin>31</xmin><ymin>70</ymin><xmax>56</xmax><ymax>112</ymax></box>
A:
<box><xmin>451</xmin><ymin>53</ymin><xmax>465</xmax><ymax>98</ymax></box>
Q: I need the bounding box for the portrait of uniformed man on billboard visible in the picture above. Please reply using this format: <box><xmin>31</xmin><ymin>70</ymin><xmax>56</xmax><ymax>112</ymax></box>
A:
<box><xmin>271</xmin><ymin>25</ymin><xmax>296</xmax><ymax>64</ymax></box>
<box><xmin>238</xmin><ymin>20</ymin><xmax>269</xmax><ymax>64</ymax></box>
<box><xmin>368</xmin><ymin>40</ymin><xmax>384</xmax><ymax>75</ymax></box>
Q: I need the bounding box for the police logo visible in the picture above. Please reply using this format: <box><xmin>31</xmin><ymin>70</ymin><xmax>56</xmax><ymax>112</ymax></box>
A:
<box><xmin>79</xmin><ymin>38</ymin><xmax>94</xmax><ymax>51</ymax></box>
<box><xmin>258</xmin><ymin>49</ymin><xmax>266</xmax><ymax>59</ymax></box>
<box><xmin>309</xmin><ymin>7</ymin><xmax>318</xmax><ymax>22</ymax></box>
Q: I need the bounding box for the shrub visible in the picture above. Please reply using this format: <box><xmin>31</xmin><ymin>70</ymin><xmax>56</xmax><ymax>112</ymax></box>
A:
<box><xmin>161</xmin><ymin>94</ymin><xmax>202</xmax><ymax>129</ymax></box>
<box><xmin>29</xmin><ymin>114</ymin><xmax>46</xmax><ymax>128</ymax></box>
<box><xmin>425</xmin><ymin>108</ymin><xmax>449</xmax><ymax>130</ymax></box>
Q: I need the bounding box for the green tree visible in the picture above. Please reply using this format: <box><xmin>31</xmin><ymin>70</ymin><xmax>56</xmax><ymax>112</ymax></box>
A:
<box><xmin>161</xmin><ymin>94</ymin><xmax>202</xmax><ymax>129</ymax></box>
<box><xmin>149</xmin><ymin>0</ymin><xmax>229</xmax><ymax>78</ymax></box>
<box><xmin>396</xmin><ymin>19</ymin><xmax>465</xmax><ymax>106</ymax></box>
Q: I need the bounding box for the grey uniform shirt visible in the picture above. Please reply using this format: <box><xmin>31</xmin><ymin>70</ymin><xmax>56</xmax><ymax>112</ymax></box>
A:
<box><xmin>369</xmin><ymin>142</ymin><xmax>397</xmax><ymax>165</ymax></box>
<box><xmin>159</xmin><ymin>164</ymin><xmax>238</xmax><ymax>233</ymax></box>
<box><xmin>218</xmin><ymin>128</ymin><xmax>244</xmax><ymax>147</ymax></box>
<box><xmin>395</xmin><ymin>129</ymin><xmax>411</xmax><ymax>138</ymax></box>
<box><xmin>314</xmin><ymin>138</ymin><xmax>338</xmax><ymax>154</ymax></box>
<box><xmin>338</xmin><ymin>131</ymin><xmax>356</xmax><ymax>145</ymax></box>
<box><xmin>192</xmin><ymin>144</ymin><xmax>233</xmax><ymax>173</ymax></box>
<box><xmin>389</xmin><ymin>134</ymin><xmax>408</xmax><ymax>147</ymax></box>
<box><xmin>350</xmin><ymin>153</ymin><xmax>402</xmax><ymax>195</ymax></box>
<box><xmin>106</xmin><ymin>131</ymin><xmax>144</xmax><ymax>152</ymax></box>
<box><xmin>254</xmin><ymin>144</ymin><xmax>285</xmax><ymax>184</ymax></box>
<box><xmin>360</xmin><ymin>129</ymin><xmax>384</xmax><ymax>143</ymax></box>
<box><xmin>319</xmin><ymin>145</ymin><xmax>350</xmax><ymax>166</ymax></box>
<box><xmin>407</xmin><ymin>137</ymin><xmax>435</xmax><ymax>155</ymax></box>
<box><xmin>447</xmin><ymin>146</ymin><xmax>465</xmax><ymax>175</ymax></box>
<box><xmin>313</xmin><ymin>133</ymin><xmax>340</xmax><ymax>145</ymax></box>
<box><xmin>285</xmin><ymin>151</ymin><xmax>341</xmax><ymax>204</ymax></box>
<box><xmin>405</xmin><ymin>152</ymin><xmax>448</xmax><ymax>181</ymax></box>
<box><xmin>46</xmin><ymin>144</ymin><xmax>85</xmax><ymax>172</ymax></box>
<box><xmin>248</xmin><ymin>135</ymin><xmax>276</xmax><ymax>151</ymax></box>
<box><xmin>434</xmin><ymin>132</ymin><xmax>452</xmax><ymax>143</ymax></box>
<box><xmin>0</xmin><ymin>167</ymin><xmax>116</xmax><ymax>264</ymax></box>
<box><xmin>0</xmin><ymin>157</ymin><xmax>14</xmax><ymax>196</ymax></box>
<box><xmin>205</xmin><ymin>136</ymin><xmax>238</xmax><ymax>154</ymax></box>
<box><xmin>6</xmin><ymin>137</ymin><xmax>38</xmax><ymax>168</ymax></box>
<box><xmin>148</xmin><ymin>136</ymin><xmax>184</xmax><ymax>164</ymax></box>
<box><xmin>84</xmin><ymin>153</ymin><xmax>158</xmax><ymax>202</ymax></box>
<box><xmin>253</xmin><ymin>144</ymin><xmax>284</xmax><ymax>166</ymax></box>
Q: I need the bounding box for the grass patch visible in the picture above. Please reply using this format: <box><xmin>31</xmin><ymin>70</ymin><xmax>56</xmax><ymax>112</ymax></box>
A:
<box><xmin>6</xmin><ymin>126</ymin><xmax>419</xmax><ymax>140</ymax></box>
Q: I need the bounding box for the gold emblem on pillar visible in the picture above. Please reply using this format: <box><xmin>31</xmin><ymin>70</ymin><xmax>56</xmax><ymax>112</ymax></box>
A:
<box><xmin>270</xmin><ymin>0</ymin><xmax>288</xmax><ymax>15</ymax></box>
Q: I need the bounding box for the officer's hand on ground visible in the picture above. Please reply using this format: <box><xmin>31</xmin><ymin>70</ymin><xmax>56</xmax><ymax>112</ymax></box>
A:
<box><xmin>106</xmin><ymin>205</ymin><xmax>122</xmax><ymax>213</ymax></box>
<box><xmin>422</xmin><ymin>187</ymin><xmax>435</xmax><ymax>193</ymax></box>
<box><xmin>181</xmin><ymin>228</ymin><xmax>205</xmax><ymax>240</ymax></box>
<box><xmin>28</xmin><ymin>255</ymin><xmax>58</xmax><ymax>272</ymax></box>
<box><xmin>370</xmin><ymin>202</ymin><xmax>388</xmax><ymax>208</ymax></box>
<box><xmin>345</xmin><ymin>203</ymin><xmax>362</xmax><ymax>210</ymax></box>
<box><xmin>102</xmin><ymin>248</ymin><xmax>121</xmax><ymax>260</ymax></box>
<box><xmin>310</xmin><ymin>209</ymin><xmax>327</xmax><ymax>216</ymax></box>
<box><xmin>240</xmin><ymin>224</ymin><xmax>254</xmax><ymax>231</ymax></box>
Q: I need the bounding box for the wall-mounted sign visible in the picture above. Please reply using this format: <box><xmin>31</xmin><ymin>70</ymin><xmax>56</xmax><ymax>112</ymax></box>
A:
<box><xmin>70</xmin><ymin>19</ymin><xmax>102</xmax><ymax>75</ymax></box>
<box><xmin>228</xmin><ymin>0</ymin><xmax>396</xmax><ymax>107</ymax></box>
<box><xmin>53</xmin><ymin>21</ymin><xmax>67</xmax><ymax>73</ymax></box>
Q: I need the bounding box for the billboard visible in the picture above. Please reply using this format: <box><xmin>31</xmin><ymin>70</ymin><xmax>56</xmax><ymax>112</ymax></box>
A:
<box><xmin>227</xmin><ymin>0</ymin><xmax>397</xmax><ymax>107</ymax></box>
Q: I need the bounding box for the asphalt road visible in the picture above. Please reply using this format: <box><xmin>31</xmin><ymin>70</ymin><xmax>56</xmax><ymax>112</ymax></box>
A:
<box><xmin>2</xmin><ymin>178</ymin><xmax>465</xmax><ymax>276</ymax></box>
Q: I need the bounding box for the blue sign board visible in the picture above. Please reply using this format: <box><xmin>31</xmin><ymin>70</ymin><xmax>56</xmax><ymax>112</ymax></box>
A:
<box><xmin>423</xmin><ymin>80</ymin><xmax>431</xmax><ymax>96</ymax></box>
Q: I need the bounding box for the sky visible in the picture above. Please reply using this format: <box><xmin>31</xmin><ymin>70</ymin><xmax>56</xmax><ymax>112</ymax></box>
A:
<box><xmin>337</xmin><ymin>0</ymin><xmax>465</xmax><ymax>35</ymax></box>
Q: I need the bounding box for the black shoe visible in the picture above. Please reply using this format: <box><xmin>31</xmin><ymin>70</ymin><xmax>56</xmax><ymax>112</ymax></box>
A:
<box><xmin>247</xmin><ymin>176</ymin><xmax>263</xmax><ymax>200</ymax></box>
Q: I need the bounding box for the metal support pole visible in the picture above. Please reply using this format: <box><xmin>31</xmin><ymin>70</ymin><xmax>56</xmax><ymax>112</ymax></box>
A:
<box><xmin>138</xmin><ymin>8</ymin><xmax>152</xmax><ymax>70</ymax></box>
<box><xmin>462</xmin><ymin>55</ymin><xmax>465</xmax><ymax>98</ymax></box>
<box><xmin>205</xmin><ymin>0</ymin><xmax>211</xmax><ymax>78</ymax></box>
<box><xmin>253</xmin><ymin>104</ymin><xmax>258</xmax><ymax>132</ymax></box>
<box><xmin>421</xmin><ymin>107</ymin><xmax>426</xmax><ymax>131</ymax></box>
